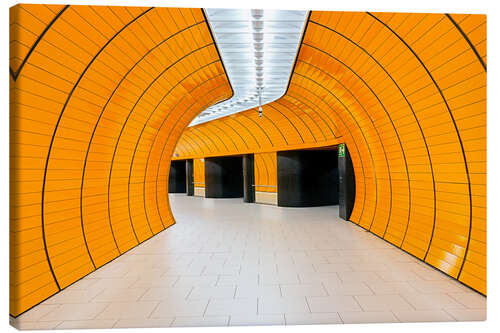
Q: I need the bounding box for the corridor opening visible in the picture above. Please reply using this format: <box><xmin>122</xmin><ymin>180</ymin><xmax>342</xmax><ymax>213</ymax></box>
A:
<box><xmin>168</xmin><ymin>160</ymin><xmax>187</xmax><ymax>193</ymax></box>
<box><xmin>205</xmin><ymin>155</ymin><xmax>244</xmax><ymax>198</ymax></box>
<box><xmin>277</xmin><ymin>147</ymin><xmax>339</xmax><ymax>207</ymax></box>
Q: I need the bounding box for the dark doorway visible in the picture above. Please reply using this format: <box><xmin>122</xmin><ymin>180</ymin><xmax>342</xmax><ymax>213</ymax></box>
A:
<box><xmin>168</xmin><ymin>160</ymin><xmax>187</xmax><ymax>193</ymax></box>
<box><xmin>205</xmin><ymin>156</ymin><xmax>244</xmax><ymax>198</ymax></box>
<box><xmin>338</xmin><ymin>144</ymin><xmax>356</xmax><ymax>220</ymax></box>
<box><xmin>277</xmin><ymin>149</ymin><xmax>339</xmax><ymax>207</ymax></box>
<box><xmin>243</xmin><ymin>154</ymin><xmax>255</xmax><ymax>203</ymax></box>
<box><xmin>186</xmin><ymin>159</ymin><xmax>194</xmax><ymax>196</ymax></box>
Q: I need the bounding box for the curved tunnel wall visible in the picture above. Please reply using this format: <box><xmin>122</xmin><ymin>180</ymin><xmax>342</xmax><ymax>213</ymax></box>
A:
<box><xmin>10</xmin><ymin>4</ymin><xmax>232</xmax><ymax>316</ymax></box>
<box><xmin>174</xmin><ymin>11</ymin><xmax>486</xmax><ymax>295</ymax></box>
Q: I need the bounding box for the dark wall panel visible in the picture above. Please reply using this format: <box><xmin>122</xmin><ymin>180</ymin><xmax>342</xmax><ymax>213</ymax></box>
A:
<box><xmin>243</xmin><ymin>154</ymin><xmax>255</xmax><ymax>203</ymax></box>
<box><xmin>205</xmin><ymin>156</ymin><xmax>243</xmax><ymax>198</ymax></box>
<box><xmin>277</xmin><ymin>150</ymin><xmax>338</xmax><ymax>207</ymax></box>
<box><xmin>338</xmin><ymin>144</ymin><xmax>356</xmax><ymax>220</ymax></box>
<box><xmin>186</xmin><ymin>159</ymin><xmax>194</xmax><ymax>196</ymax></box>
<box><xmin>168</xmin><ymin>160</ymin><xmax>187</xmax><ymax>193</ymax></box>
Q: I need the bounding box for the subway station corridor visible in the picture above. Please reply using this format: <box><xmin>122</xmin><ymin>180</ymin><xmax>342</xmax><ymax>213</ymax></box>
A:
<box><xmin>9</xmin><ymin>4</ymin><xmax>486</xmax><ymax>329</ymax></box>
<box><xmin>11</xmin><ymin>194</ymin><xmax>485</xmax><ymax>329</ymax></box>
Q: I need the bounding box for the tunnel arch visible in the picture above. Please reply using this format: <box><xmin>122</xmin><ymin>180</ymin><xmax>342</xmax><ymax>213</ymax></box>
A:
<box><xmin>174</xmin><ymin>11</ymin><xmax>486</xmax><ymax>296</ymax></box>
<box><xmin>10</xmin><ymin>6</ymin><xmax>486</xmax><ymax>317</ymax></box>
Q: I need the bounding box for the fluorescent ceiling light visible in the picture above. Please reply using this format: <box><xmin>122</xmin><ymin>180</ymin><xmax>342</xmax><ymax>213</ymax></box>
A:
<box><xmin>189</xmin><ymin>8</ymin><xmax>308</xmax><ymax>126</ymax></box>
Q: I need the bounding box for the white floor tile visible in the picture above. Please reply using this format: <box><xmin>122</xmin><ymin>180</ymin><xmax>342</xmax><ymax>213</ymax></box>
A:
<box><xmin>43</xmin><ymin>303</ymin><xmax>109</xmax><ymax>321</ymax></box>
<box><xmin>229</xmin><ymin>314</ymin><xmax>285</xmax><ymax>326</ymax></box>
<box><xmin>307</xmin><ymin>296</ymin><xmax>361</xmax><ymax>312</ymax></box>
<box><xmin>393</xmin><ymin>310</ymin><xmax>456</xmax><ymax>322</ymax></box>
<box><xmin>281</xmin><ymin>284</ymin><xmax>328</xmax><ymax>297</ymax></box>
<box><xmin>285</xmin><ymin>312</ymin><xmax>342</xmax><ymax>325</ymax></box>
<box><xmin>97</xmin><ymin>301</ymin><xmax>159</xmax><ymax>319</ymax></box>
<box><xmin>188</xmin><ymin>286</ymin><xmax>236</xmax><ymax>299</ymax></box>
<box><xmin>171</xmin><ymin>316</ymin><xmax>229</xmax><ymax>327</ymax></box>
<box><xmin>444</xmin><ymin>308</ymin><xmax>487</xmax><ymax>321</ymax></box>
<box><xmin>205</xmin><ymin>298</ymin><xmax>257</xmax><ymax>316</ymax></box>
<box><xmin>339</xmin><ymin>311</ymin><xmax>399</xmax><ymax>324</ymax></box>
<box><xmin>401</xmin><ymin>293</ymin><xmax>466</xmax><ymax>310</ymax></box>
<box><xmin>56</xmin><ymin>320</ymin><xmax>117</xmax><ymax>329</ymax></box>
<box><xmin>258</xmin><ymin>296</ymin><xmax>310</xmax><ymax>314</ymax></box>
<box><xmin>448</xmin><ymin>292</ymin><xmax>487</xmax><ymax>309</ymax></box>
<box><xmin>114</xmin><ymin>317</ymin><xmax>174</xmax><ymax>328</ymax></box>
<box><xmin>354</xmin><ymin>294</ymin><xmax>414</xmax><ymax>311</ymax></box>
<box><xmin>15</xmin><ymin>195</ymin><xmax>485</xmax><ymax>329</ymax></box>
<box><xmin>151</xmin><ymin>299</ymin><xmax>209</xmax><ymax>317</ymax></box>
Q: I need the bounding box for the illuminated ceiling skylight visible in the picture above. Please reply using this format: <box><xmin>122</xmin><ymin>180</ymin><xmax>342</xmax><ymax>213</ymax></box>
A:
<box><xmin>189</xmin><ymin>8</ymin><xmax>308</xmax><ymax>126</ymax></box>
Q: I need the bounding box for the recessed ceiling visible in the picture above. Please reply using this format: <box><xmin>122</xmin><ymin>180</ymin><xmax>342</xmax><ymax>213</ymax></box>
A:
<box><xmin>189</xmin><ymin>8</ymin><xmax>308</xmax><ymax>126</ymax></box>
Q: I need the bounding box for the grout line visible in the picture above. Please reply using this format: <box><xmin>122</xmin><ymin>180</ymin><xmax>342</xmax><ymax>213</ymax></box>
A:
<box><xmin>304</xmin><ymin>296</ymin><xmax>312</xmax><ymax>313</ymax></box>
<box><xmin>147</xmin><ymin>301</ymin><xmax>162</xmax><ymax>319</ymax></box>
<box><xmin>185</xmin><ymin>286</ymin><xmax>195</xmax><ymax>300</ymax></box>
<box><xmin>202</xmin><ymin>299</ymin><xmax>211</xmax><ymax>317</ymax></box>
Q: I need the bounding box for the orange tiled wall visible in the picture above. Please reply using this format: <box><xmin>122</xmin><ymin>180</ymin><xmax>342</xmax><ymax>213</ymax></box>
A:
<box><xmin>174</xmin><ymin>11</ymin><xmax>486</xmax><ymax>295</ymax></box>
<box><xmin>9</xmin><ymin>4</ymin><xmax>232</xmax><ymax>316</ymax></box>
<box><xmin>254</xmin><ymin>152</ymin><xmax>277</xmax><ymax>193</ymax></box>
<box><xmin>193</xmin><ymin>158</ymin><xmax>205</xmax><ymax>188</ymax></box>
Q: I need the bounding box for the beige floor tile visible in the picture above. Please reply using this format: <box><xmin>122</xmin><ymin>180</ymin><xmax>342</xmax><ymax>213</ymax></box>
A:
<box><xmin>14</xmin><ymin>304</ymin><xmax>61</xmax><ymax>322</ymax></box>
<box><xmin>175</xmin><ymin>275</ymin><xmax>218</xmax><ymax>287</ymax></box>
<box><xmin>130</xmin><ymin>275</ymin><xmax>179</xmax><ymax>288</ymax></box>
<box><xmin>151</xmin><ymin>299</ymin><xmax>209</xmax><ymax>317</ymax></box>
<box><xmin>354</xmin><ymin>294</ymin><xmax>414</xmax><ymax>311</ymax></box>
<box><xmin>285</xmin><ymin>312</ymin><xmax>342</xmax><ymax>325</ymax></box>
<box><xmin>324</xmin><ymin>282</ymin><xmax>373</xmax><ymax>295</ymax></box>
<box><xmin>205</xmin><ymin>298</ymin><xmax>257</xmax><ymax>316</ymax></box>
<box><xmin>281</xmin><ymin>284</ymin><xmax>328</xmax><ymax>297</ymax></box>
<box><xmin>401</xmin><ymin>293</ymin><xmax>466</xmax><ymax>310</ymax></box>
<box><xmin>140</xmin><ymin>286</ymin><xmax>192</xmax><ymax>301</ymax></box>
<box><xmin>92</xmin><ymin>287</ymin><xmax>148</xmax><ymax>302</ymax></box>
<box><xmin>188</xmin><ymin>286</ymin><xmax>236</xmax><ymax>299</ymax></box>
<box><xmin>444</xmin><ymin>308</ymin><xmax>487</xmax><ymax>321</ymax></box>
<box><xmin>377</xmin><ymin>270</ymin><xmax>424</xmax><ymax>282</ymax></box>
<box><xmin>315</xmin><ymin>263</ymin><xmax>353</xmax><ymax>273</ymax></box>
<box><xmin>113</xmin><ymin>317</ymin><xmax>174</xmax><ymax>328</ymax></box>
<box><xmin>259</xmin><ymin>296</ymin><xmax>310</xmax><ymax>314</ymax></box>
<box><xmin>56</xmin><ymin>319</ymin><xmax>117</xmax><ymax>329</ymax></box>
<box><xmin>307</xmin><ymin>296</ymin><xmax>361</xmax><ymax>312</ymax></box>
<box><xmin>408</xmin><ymin>280</ymin><xmax>468</xmax><ymax>293</ymax></box>
<box><xmin>15</xmin><ymin>195</ymin><xmax>487</xmax><ymax>329</ymax></box>
<box><xmin>96</xmin><ymin>301</ymin><xmax>159</xmax><ymax>319</ymax></box>
<box><xmin>235</xmin><ymin>284</ymin><xmax>281</xmax><ymax>298</ymax></box>
<box><xmin>393</xmin><ymin>310</ymin><xmax>456</xmax><ymax>322</ymax></box>
<box><xmin>90</xmin><ymin>277</ymin><xmax>139</xmax><ymax>290</ymax></box>
<box><xmin>259</xmin><ymin>272</ymin><xmax>300</xmax><ymax>285</ymax></box>
<box><xmin>448</xmin><ymin>292</ymin><xmax>487</xmax><ymax>309</ymax></box>
<box><xmin>65</xmin><ymin>277</ymin><xmax>100</xmax><ymax>290</ymax></box>
<box><xmin>217</xmin><ymin>274</ymin><xmax>259</xmax><ymax>286</ymax></box>
<box><xmin>339</xmin><ymin>311</ymin><xmax>399</xmax><ymax>324</ymax></box>
<box><xmin>230</xmin><ymin>314</ymin><xmax>285</xmax><ymax>326</ymax></box>
<box><xmin>43</xmin><ymin>288</ymin><xmax>103</xmax><ymax>304</ymax></box>
<box><xmin>365</xmin><ymin>281</ymin><xmax>418</xmax><ymax>294</ymax></box>
<box><xmin>337</xmin><ymin>271</ymin><xmax>382</xmax><ymax>282</ymax></box>
<box><xmin>298</xmin><ymin>272</ymin><xmax>341</xmax><ymax>284</ymax></box>
<box><xmin>43</xmin><ymin>303</ymin><xmax>109</xmax><ymax>321</ymax></box>
<box><xmin>10</xmin><ymin>320</ymin><xmax>62</xmax><ymax>330</ymax></box>
<box><xmin>171</xmin><ymin>316</ymin><xmax>229</xmax><ymax>327</ymax></box>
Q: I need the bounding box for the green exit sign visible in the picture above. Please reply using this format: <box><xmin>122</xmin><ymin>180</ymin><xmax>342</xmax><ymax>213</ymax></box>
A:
<box><xmin>338</xmin><ymin>143</ymin><xmax>345</xmax><ymax>157</ymax></box>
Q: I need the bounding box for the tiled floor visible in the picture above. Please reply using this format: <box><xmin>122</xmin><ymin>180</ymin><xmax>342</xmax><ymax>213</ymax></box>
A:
<box><xmin>11</xmin><ymin>194</ymin><xmax>486</xmax><ymax>329</ymax></box>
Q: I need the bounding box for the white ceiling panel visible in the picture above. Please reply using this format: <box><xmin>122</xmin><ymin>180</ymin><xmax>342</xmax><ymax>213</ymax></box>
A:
<box><xmin>189</xmin><ymin>8</ymin><xmax>308</xmax><ymax>126</ymax></box>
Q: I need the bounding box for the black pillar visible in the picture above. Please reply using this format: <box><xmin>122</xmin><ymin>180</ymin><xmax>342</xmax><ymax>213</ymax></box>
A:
<box><xmin>205</xmin><ymin>156</ymin><xmax>244</xmax><ymax>198</ymax></box>
<box><xmin>186</xmin><ymin>159</ymin><xmax>194</xmax><ymax>196</ymax></box>
<box><xmin>243</xmin><ymin>154</ymin><xmax>255</xmax><ymax>203</ymax></box>
<box><xmin>277</xmin><ymin>150</ymin><xmax>338</xmax><ymax>207</ymax></box>
<box><xmin>338</xmin><ymin>144</ymin><xmax>356</xmax><ymax>220</ymax></box>
<box><xmin>168</xmin><ymin>160</ymin><xmax>187</xmax><ymax>193</ymax></box>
